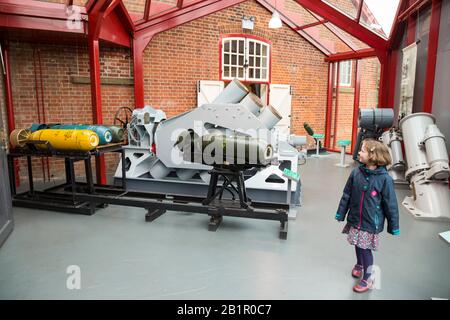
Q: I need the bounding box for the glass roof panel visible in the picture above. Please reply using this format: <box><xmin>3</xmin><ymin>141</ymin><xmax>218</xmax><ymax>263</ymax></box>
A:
<box><xmin>360</xmin><ymin>0</ymin><xmax>400</xmax><ymax>38</ymax></box>
<box><xmin>148</xmin><ymin>0</ymin><xmax>178</xmax><ymax>18</ymax></box>
<box><xmin>121</xmin><ymin>0</ymin><xmax>179</xmax><ymax>21</ymax></box>
<box><xmin>325</xmin><ymin>22</ymin><xmax>371</xmax><ymax>51</ymax></box>
<box><xmin>183</xmin><ymin>0</ymin><xmax>208</xmax><ymax>6</ymax></box>
<box><xmin>121</xmin><ymin>0</ymin><xmax>145</xmax><ymax>20</ymax></box>
<box><xmin>303</xmin><ymin>23</ymin><xmax>353</xmax><ymax>55</ymax></box>
<box><xmin>36</xmin><ymin>0</ymin><xmax>89</xmax><ymax>5</ymax></box>
<box><xmin>322</xmin><ymin>0</ymin><xmax>362</xmax><ymax>19</ymax></box>
<box><xmin>268</xmin><ymin>0</ymin><xmax>319</xmax><ymax>27</ymax></box>
<box><xmin>267</xmin><ymin>0</ymin><xmax>368</xmax><ymax>55</ymax></box>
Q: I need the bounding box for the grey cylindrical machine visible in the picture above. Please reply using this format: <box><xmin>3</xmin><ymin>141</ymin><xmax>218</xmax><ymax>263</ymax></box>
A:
<box><xmin>390</xmin><ymin>135</ymin><xmax>405</xmax><ymax>169</ymax></box>
<box><xmin>240</xmin><ymin>92</ymin><xmax>264</xmax><ymax>116</ymax></box>
<box><xmin>149</xmin><ymin>159</ymin><xmax>171</xmax><ymax>179</ymax></box>
<box><xmin>176</xmin><ymin>168</ymin><xmax>198</xmax><ymax>180</ymax></box>
<box><xmin>212</xmin><ymin>78</ymin><xmax>249</xmax><ymax>104</ymax></box>
<box><xmin>399</xmin><ymin>113</ymin><xmax>434</xmax><ymax>178</ymax></box>
<box><xmin>422</xmin><ymin>124</ymin><xmax>449</xmax><ymax>180</ymax></box>
<box><xmin>181</xmin><ymin>133</ymin><xmax>273</xmax><ymax>166</ymax></box>
<box><xmin>423</xmin><ymin>124</ymin><xmax>448</xmax><ymax>166</ymax></box>
<box><xmin>109</xmin><ymin>125</ymin><xmax>125</xmax><ymax>143</ymax></box>
<box><xmin>359</xmin><ymin>108</ymin><xmax>394</xmax><ymax>129</ymax></box>
<box><xmin>199</xmin><ymin>170</ymin><xmax>211</xmax><ymax>184</ymax></box>
<box><xmin>381</xmin><ymin>130</ymin><xmax>405</xmax><ymax>169</ymax></box>
<box><xmin>258</xmin><ymin>105</ymin><xmax>282</xmax><ymax>130</ymax></box>
<box><xmin>289</xmin><ymin>134</ymin><xmax>307</xmax><ymax>147</ymax></box>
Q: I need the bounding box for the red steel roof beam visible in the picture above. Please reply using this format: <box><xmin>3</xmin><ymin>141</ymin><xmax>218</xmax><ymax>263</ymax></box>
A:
<box><xmin>325</xmin><ymin>48</ymin><xmax>377</xmax><ymax>62</ymax></box>
<box><xmin>398</xmin><ymin>0</ymin><xmax>430</xmax><ymax>21</ymax></box>
<box><xmin>0</xmin><ymin>0</ymin><xmax>88</xmax><ymax>34</ymax></box>
<box><xmin>89</xmin><ymin>0</ymin><xmax>114</xmax><ymax>40</ymax></box>
<box><xmin>144</xmin><ymin>0</ymin><xmax>151</xmax><ymax>21</ymax></box>
<box><xmin>0</xmin><ymin>1</ymin><xmax>87</xmax><ymax>20</ymax></box>
<box><xmin>388</xmin><ymin>0</ymin><xmax>408</xmax><ymax>48</ymax></box>
<box><xmin>295</xmin><ymin>0</ymin><xmax>388</xmax><ymax>54</ymax></box>
<box><xmin>103</xmin><ymin>0</ymin><xmax>121</xmax><ymax>19</ymax></box>
<box><xmin>356</xmin><ymin>0</ymin><xmax>364</xmax><ymax>22</ymax></box>
<box><xmin>137</xmin><ymin>0</ymin><xmax>211</xmax><ymax>27</ymax></box>
<box><xmin>0</xmin><ymin>14</ymin><xmax>86</xmax><ymax>34</ymax></box>
<box><xmin>136</xmin><ymin>0</ymin><xmax>247</xmax><ymax>33</ymax></box>
<box><xmin>294</xmin><ymin>19</ymin><xmax>328</xmax><ymax>31</ymax></box>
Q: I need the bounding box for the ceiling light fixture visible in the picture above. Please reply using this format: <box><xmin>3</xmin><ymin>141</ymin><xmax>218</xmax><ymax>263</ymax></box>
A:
<box><xmin>269</xmin><ymin>0</ymin><xmax>282</xmax><ymax>29</ymax></box>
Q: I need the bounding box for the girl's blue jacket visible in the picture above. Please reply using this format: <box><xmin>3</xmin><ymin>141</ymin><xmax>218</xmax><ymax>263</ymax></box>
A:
<box><xmin>336</xmin><ymin>164</ymin><xmax>400</xmax><ymax>235</ymax></box>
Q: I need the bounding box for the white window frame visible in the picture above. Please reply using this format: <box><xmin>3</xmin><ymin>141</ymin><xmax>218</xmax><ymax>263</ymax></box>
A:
<box><xmin>221</xmin><ymin>37</ymin><xmax>270</xmax><ymax>82</ymax></box>
<box><xmin>339</xmin><ymin>60</ymin><xmax>352</xmax><ymax>87</ymax></box>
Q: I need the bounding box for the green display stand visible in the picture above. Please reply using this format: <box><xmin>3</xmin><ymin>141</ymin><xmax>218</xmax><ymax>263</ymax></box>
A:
<box><xmin>312</xmin><ymin>134</ymin><xmax>325</xmax><ymax>157</ymax></box>
<box><xmin>336</xmin><ymin>139</ymin><xmax>351</xmax><ymax>167</ymax></box>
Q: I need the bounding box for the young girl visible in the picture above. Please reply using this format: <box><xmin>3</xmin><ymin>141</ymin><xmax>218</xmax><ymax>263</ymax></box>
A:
<box><xmin>335</xmin><ymin>139</ymin><xmax>400</xmax><ymax>293</ymax></box>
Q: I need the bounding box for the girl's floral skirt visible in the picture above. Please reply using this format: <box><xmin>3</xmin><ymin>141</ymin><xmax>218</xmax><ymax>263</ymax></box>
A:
<box><xmin>342</xmin><ymin>223</ymin><xmax>379</xmax><ymax>250</ymax></box>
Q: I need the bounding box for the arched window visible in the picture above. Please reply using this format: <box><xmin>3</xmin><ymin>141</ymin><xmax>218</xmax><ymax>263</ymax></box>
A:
<box><xmin>221</xmin><ymin>36</ymin><xmax>271</xmax><ymax>82</ymax></box>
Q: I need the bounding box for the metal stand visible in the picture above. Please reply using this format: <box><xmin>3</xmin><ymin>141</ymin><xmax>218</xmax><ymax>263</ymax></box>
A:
<box><xmin>203</xmin><ymin>167</ymin><xmax>252</xmax><ymax>210</ymax></box>
<box><xmin>7</xmin><ymin>142</ymin><xmax>126</xmax><ymax>215</ymax></box>
<box><xmin>7</xmin><ymin>146</ymin><xmax>289</xmax><ymax>239</ymax></box>
<box><xmin>335</xmin><ymin>145</ymin><xmax>350</xmax><ymax>167</ymax></box>
<box><xmin>145</xmin><ymin>208</ymin><xmax>167</xmax><ymax>222</ymax></box>
<box><xmin>335</xmin><ymin>139</ymin><xmax>350</xmax><ymax>167</ymax></box>
<box><xmin>311</xmin><ymin>133</ymin><xmax>325</xmax><ymax>158</ymax></box>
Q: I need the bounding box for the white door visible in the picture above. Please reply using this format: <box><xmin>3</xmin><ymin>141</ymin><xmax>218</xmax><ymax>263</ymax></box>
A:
<box><xmin>197</xmin><ymin>80</ymin><xmax>224</xmax><ymax>107</ymax></box>
<box><xmin>269</xmin><ymin>84</ymin><xmax>292</xmax><ymax>135</ymax></box>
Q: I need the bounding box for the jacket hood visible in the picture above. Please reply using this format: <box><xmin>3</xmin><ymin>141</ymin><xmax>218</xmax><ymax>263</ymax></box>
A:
<box><xmin>358</xmin><ymin>164</ymin><xmax>388</xmax><ymax>175</ymax></box>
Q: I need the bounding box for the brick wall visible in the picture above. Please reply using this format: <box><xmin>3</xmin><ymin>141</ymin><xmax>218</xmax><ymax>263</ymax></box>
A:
<box><xmin>5</xmin><ymin>42</ymin><xmax>133</xmax><ymax>183</ymax></box>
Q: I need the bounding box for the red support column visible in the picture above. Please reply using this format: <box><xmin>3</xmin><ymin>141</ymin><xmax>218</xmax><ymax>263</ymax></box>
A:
<box><xmin>387</xmin><ymin>50</ymin><xmax>398</xmax><ymax>108</ymax></box>
<box><xmin>378</xmin><ymin>49</ymin><xmax>398</xmax><ymax>109</ymax></box>
<box><xmin>423</xmin><ymin>0</ymin><xmax>442</xmax><ymax>113</ymax></box>
<box><xmin>377</xmin><ymin>51</ymin><xmax>388</xmax><ymax>107</ymax></box>
<box><xmin>1</xmin><ymin>41</ymin><xmax>15</xmax><ymax>135</ymax></box>
<box><xmin>133</xmin><ymin>35</ymin><xmax>153</xmax><ymax>108</ymax></box>
<box><xmin>88</xmin><ymin>36</ymin><xmax>106</xmax><ymax>185</ymax></box>
<box><xmin>87</xmin><ymin>0</ymin><xmax>116</xmax><ymax>185</ymax></box>
<box><xmin>351</xmin><ymin>60</ymin><xmax>361</xmax><ymax>155</ymax></box>
<box><xmin>406</xmin><ymin>13</ymin><xmax>417</xmax><ymax>45</ymax></box>
<box><xmin>325</xmin><ymin>62</ymin><xmax>334</xmax><ymax>148</ymax></box>
<box><xmin>1</xmin><ymin>40</ymin><xmax>20</xmax><ymax>186</ymax></box>
<box><xmin>332</xmin><ymin>62</ymin><xmax>340</xmax><ymax>149</ymax></box>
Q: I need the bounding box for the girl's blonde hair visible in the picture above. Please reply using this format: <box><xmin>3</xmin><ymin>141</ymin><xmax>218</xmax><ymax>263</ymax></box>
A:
<box><xmin>362</xmin><ymin>139</ymin><xmax>392</xmax><ymax>166</ymax></box>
